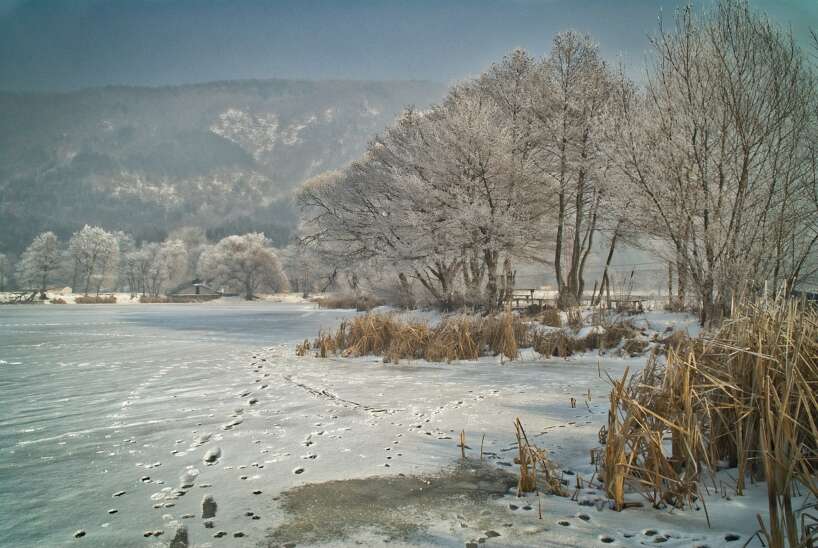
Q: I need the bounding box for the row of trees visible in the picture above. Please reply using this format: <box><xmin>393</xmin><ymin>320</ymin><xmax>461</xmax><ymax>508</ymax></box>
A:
<box><xmin>298</xmin><ymin>1</ymin><xmax>818</xmax><ymax>322</ymax></box>
<box><xmin>10</xmin><ymin>226</ymin><xmax>288</xmax><ymax>299</ymax></box>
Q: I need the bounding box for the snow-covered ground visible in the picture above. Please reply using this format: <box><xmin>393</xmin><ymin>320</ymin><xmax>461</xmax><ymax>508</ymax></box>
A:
<box><xmin>0</xmin><ymin>304</ymin><xmax>777</xmax><ymax>547</ymax></box>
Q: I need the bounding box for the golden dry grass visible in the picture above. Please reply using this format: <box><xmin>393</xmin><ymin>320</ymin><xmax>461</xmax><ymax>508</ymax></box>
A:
<box><xmin>314</xmin><ymin>294</ymin><xmax>382</xmax><ymax>311</ymax></box>
<box><xmin>307</xmin><ymin>312</ymin><xmax>651</xmax><ymax>363</ymax></box>
<box><xmin>308</xmin><ymin>312</ymin><xmax>522</xmax><ymax>362</ymax></box>
<box><xmin>541</xmin><ymin>307</ymin><xmax>562</xmax><ymax>328</ymax></box>
<box><xmin>138</xmin><ymin>295</ymin><xmax>169</xmax><ymax>303</ymax></box>
<box><xmin>599</xmin><ymin>298</ymin><xmax>818</xmax><ymax>547</ymax></box>
<box><xmin>75</xmin><ymin>295</ymin><xmax>117</xmax><ymax>304</ymax></box>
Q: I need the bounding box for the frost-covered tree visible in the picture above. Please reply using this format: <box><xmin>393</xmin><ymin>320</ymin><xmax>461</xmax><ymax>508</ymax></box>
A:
<box><xmin>299</xmin><ymin>43</ymin><xmax>627</xmax><ymax>311</ymax></box>
<box><xmin>16</xmin><ymin>231</ymin><xmax>61</xmax><ymax>295</ymax></box>
<box><xmin>68</xmin><ymin>225</ymin><xmax>119</xmax><ymax>295</ymax></box>
<box><xmin>197</xmin><ymin>233</ymin><xmax>288</xmax><ymax>299</ymax></box>
<box><xmin>277</xmin><ymin>243</ymin><xmax>348</xmax><ymax>296</ymax></box>
<box><xmin>167</xmin><ymin>226</ymin><xmax>209</xmax><ymax>279</ymax></box>
<box><xmin>526</xmin><ymin>32</ymin><xmax>620</xmax><ymax>307</ymax></box>
<box><xmin>299</xmin><ymin>74</ymin><xmax>545</xmax><ymax>310</ymax></box>
<box><xmin>122</xmin><ymin>239</ymin><xmax>189</xmax><ymax>296</ymax></box>
<box><xmin>155</xmin><ymin>239</ymin><xmax>189</xmax><ymax>293</ymax></box>
<box><xmin>123</xmin><ymin>245</ymin><xmax>151</xmax><ymax>296</ymax></box>
<box><xmin>613</xmin><ymin>0</ymin><xmax>818</xmax><ymax>324</ymax></box>
<box><xmin>114</xmin><ymin>232</ymin><xmax>136</xmax><ymax>292</ymax></box>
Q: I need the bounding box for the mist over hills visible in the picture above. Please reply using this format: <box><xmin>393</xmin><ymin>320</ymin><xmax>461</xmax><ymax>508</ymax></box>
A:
<box><xmin>0</xmin><ymin>79</ymin><xmax>444</xmax><ymax>254</ymax></box>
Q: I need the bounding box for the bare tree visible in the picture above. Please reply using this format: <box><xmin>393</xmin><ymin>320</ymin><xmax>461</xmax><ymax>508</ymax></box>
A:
<box><xmin>527</xmin><ymin>32</ymin><xmax>619</xmax><ymax>307</ymax></box>
<box><xmin>614</xmin><ymin>0</ymin><xmax>818</xmax><ymax>324</ymax></box>
<box><xmin>299</xmin><ymin>68</ymin><xmax>545</xmax><ymax>310</ymax></box>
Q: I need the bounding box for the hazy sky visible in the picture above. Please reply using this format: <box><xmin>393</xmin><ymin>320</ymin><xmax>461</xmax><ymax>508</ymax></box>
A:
<box><xmin>0</xmin><ymin>0</ymin><xmax>815</xmax><ymax>92</ymax></box>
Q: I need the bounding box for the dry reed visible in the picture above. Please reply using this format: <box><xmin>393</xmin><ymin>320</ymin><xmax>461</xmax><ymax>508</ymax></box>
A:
<box><xmin>295</xmin><ymin>340</ymin><xmax>310</xmax><ymax>356</ymax></box>
<box><xmin>310</xmin><ymin>312</ymin><xmax>522</xmax><ymax>363</ymax></box>
<box><xmin>599</xmin><ymin>298</ymin><xmax>817</xmax><ymax>547</ymax></box>
<box><xmin>514</xmin><ymin>418</ymin><xmax>568</xmax><ymax>497</ymax></box>
<box><xmin>304</xmin><ymin>311</ymin><xmax>649</xmax><ymax>363</ymax></box>
<box><xmin>541</xmin><ymin>307</ymin><xmax>562</xmax><ymax>328</ymax></box>
<box><xmin>75</xmin><ymin>295</ymin><xmax>117</xmax><ymax>304</ymax></box>
<box><xmin>314</xmin><ymin>294</ymin><xmax>382</xmax><ymax>311</ymax></box>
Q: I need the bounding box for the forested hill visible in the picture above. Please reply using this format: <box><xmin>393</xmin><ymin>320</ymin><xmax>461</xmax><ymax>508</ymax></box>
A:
<box><xmin>0</xmin><ymin>79</ymin><xmax>444</xmax><ymax>254</ymax></box>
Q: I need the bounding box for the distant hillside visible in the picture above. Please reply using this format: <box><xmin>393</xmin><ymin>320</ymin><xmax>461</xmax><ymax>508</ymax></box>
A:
<box><xmin>0</xmin><ymin>79</ymin><xmax>444</xmax><ymax>253</ymax></box>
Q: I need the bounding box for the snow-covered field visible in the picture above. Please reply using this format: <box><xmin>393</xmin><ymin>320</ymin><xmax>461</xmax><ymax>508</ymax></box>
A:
<box><xmin>0</xmin><ymin>304</ymin><xmax>771</xmax><ymax>547</ymax></box>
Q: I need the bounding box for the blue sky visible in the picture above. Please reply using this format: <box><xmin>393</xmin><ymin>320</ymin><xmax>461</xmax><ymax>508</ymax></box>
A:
<box><xmin>0</xmin><ymin>0</ymin><xmax>815</xmax><ymax>91</ymax></box>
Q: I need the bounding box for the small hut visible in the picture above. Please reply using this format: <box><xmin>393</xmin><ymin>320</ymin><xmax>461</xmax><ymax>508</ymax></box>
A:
<box><xmin>168</xmin><ymin>279</ymin><xmax>222</xmax><ymax>303</ymax></box>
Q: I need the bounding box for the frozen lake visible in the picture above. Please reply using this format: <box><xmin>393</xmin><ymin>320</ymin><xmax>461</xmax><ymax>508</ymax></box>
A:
<box><xmin>1</xmin><ymin>304</ymin><xmax>761</xmax><ymax>547</ymax></box>
<box><xmin>0</xmin><ymin>303</ymin><xmax>353</xmax><ymax>547</ymax></box>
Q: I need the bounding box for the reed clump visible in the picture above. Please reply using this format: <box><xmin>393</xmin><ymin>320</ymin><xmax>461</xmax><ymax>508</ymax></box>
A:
<box><xmin>314</xmin><ymin>293</ymin><xmax>382</xmax><ymax>311</ymax></box>
<box><xmin>621</xmin><ymin>338</ymin><xmax>648</xmax><ymax>356</ymax></box>
<box><xmin>602</xmin><ymin>321</ymin><xmax>638</xmax><ymax>348</ymax></box>
<box><xmin>541</xmin><ymin>307</ymin><xmax>562</xmax><ymax>328</ymax></box>
<box><xmin>310</xmin><ymin>312</ymin><xmax>522</xmax><ymax>362</ymax></box>
<box><xmin>75</xmin><ymin>295</ymin><xmax>117</xmax><ymax>304</ymax></box>
<box><xmin>527</xmin><ymin>321</ymin><xmax>645</xmax><ymax>358</ymax></box>
<box><xmin>656</xmin><ymin>330</ymin><xmax>687</xmax><ymax>355</ymax></box>
<box><xmin>294</xmin><ymin>339</ymin><xmax>311</xmax><ymax>356</ymax></box>
<box><xmin>305</xmin><ymin>312</ymin><xmax>651</xmax><ymax>362</ymax></box>
<box><xmin>514</xmin><ymin>418</ymin><xmax>568</xmax><ymax>497</ymax></box>
<box><xmin>566</xmin><ymin>308</ymin><xmax>583</xmax><ymax>330</ymax></box>
<box><xmin>599</xmin><ymin>298</ymin><xmax>818</xmax><ymax>547</ymax></box>
<box><xmin>138</xmin><ymin>295</ymin><xmax>169</xmax><ymax>303</ymax></box>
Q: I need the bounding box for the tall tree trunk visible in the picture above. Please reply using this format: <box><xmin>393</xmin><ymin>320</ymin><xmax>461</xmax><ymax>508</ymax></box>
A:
<box><xmin>484</xmin><ymin>249</ymin><xmax>499</xmax><ymax>312</ymax></box>
<box><xmin>499</xmin><ymin>257</ymin><xmax>515</xmax><ymax>307</ymax></box>
<box><xmin>597</xmin><ymin>226</ymin><xmax>619</xmax><ymax>306</ymax></box>
<box><xmin>554</xmin><ymin>190</ymin><xmax>566</xmax><ymax>307</ymax></box>
<box><xmin>677</xmin><ymin>262</ymin><xmax>686</xmax><ymax>309</ymax></box>
<box><xmin>565</xmin><ymin>167</ymin><xmax>587</xmax><ymax>305</ymax></box>
<box><xmin>398</xmin><ymin>272</ymin><xmax>414</xmax><ymax>310</ymax></box>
